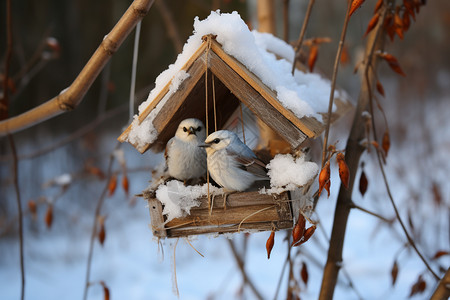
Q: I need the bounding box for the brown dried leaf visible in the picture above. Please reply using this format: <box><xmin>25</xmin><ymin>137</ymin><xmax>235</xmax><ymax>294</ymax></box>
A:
<box><xmin>403</xmin><ymin>0</ymin><xmax>416</xmax><ymax>21</ymax></box>
<box><xmin>302</xmin><ymin>225</ymin><xmax>316</xmax><ymax>244</ymax></box>
<box><xmin>359</xmin><ymin>170</ymin><xmax>368</xmax><ymax>196</ymax></box>
<box><xmin>409</xmin><ymin>275</ymin><xmax>426</xmax><ymax>297</ymax></box>
<box><xmin>45</xmin><ymin>204</ymin><xmax>53</xmax><ymax>229</ymax></box>
<box><xmin>108</xmin><ymin>174</ymin><xmax>117</xmax><ymax>196</ymax></box>
<box><xmin>394</xmin><ymin>8</ymin><xmax>404</xmax><ymax>39</ymax></box>
<box><xmin>382</xmin><ymin>130</ymin><xmax>390</xmax><ymax>157</ymax></box>
<box><xmin>402</xmin><ymin>10</ymin><xmax>411</xmax><ymax>32</ymax></box>
<box><xmin>376</xmin><ymin>80</ymin><xmax>385</xmax><ymax>96</ymax></box>
<box><xmin>391</xmin><ymin>260</ymin><xmax>399</xmax><ymax>286</ymax></box>
<box><xmin>432</xmin><ymin>250</ymin><xmax>449</xmax><ymax>260</ymax></box>
<box><xmin>340</xmin><ymin>44</ymin><xmax>350</xmax><ymax>65</ymax></box>
<box><xmin>98</xmin><ymin>217</ymin><xmax>106</xmax><ymax>246</ymax></box>
<box><xmin>308</xmin><ymin>45</ymin><xmax>318</xmax><ymax>72</ymax></box>
<box><xmin>86</xmin><ymin>166</ymin><xmax>105</xmax><ymax>180</ymax></box>
<box><xmin>292</xmin><ymin>214</ymin><xmax>306</xmax><ymax>246</ymax></box>
<box><xmin>379</xmin><ymin>52</ymin><xmax>406</xmax><ymax>76</ymax></box>
<box><xmin>337</xmin><ymin>153</ymin><xmax>350</xmax><ymax>189</ymax></box>
<box><xmin>266</xmin><ymin>231</ymin><xmax>275</xmax><ymax>259</ymax></box>
<box><xmin>364</xmin><ymin>13</ymin><xmax>380</xmax><ymax>37</ymax></box>
<box><xmin>431</xmin><ymin>182</ymin><xmax>442</xmax><ymax>206</ymax></box>
<box><xmin>301</xmin><ymin>262</ymin><xmax>309</xmax><ymax>285</ymax></box>
<box><xmin>349</xmin><ymin>0</ymin><xmax>365</xmax><ymax>17</ymax></box>
<box><xmin>318</xmin><ymin>161</ymin><xmax>331</xmax><ymax>197</ymax></box>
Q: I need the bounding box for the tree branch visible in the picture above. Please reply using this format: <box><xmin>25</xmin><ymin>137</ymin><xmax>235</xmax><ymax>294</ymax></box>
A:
<box><xmin>0</xmin><ymin>0</ymin><xmax>155</xmax><ymax>136</ymax></box>
<box><xmin>227</xmin><ymin>239</ymin><xmax>264</xmax><ymax>300</ymax></box>
<box><xmin>430</xmin><ymin>267</ymin><xmax>450</xmax><ymax>300</ymax></box>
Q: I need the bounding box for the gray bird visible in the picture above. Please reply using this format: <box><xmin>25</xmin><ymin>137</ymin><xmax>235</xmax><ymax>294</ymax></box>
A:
<box><xmin>165</xmin><ymin>118</ymin><xmax>207</xmax><ymax>184</ymax></box>
<box><xmin>200</xmin><ymin>130</ymin><xmax>268</xmax><ymax>200</ymax></box>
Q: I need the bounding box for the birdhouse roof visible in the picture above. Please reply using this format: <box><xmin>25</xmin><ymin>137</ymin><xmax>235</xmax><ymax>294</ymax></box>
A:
<box><xmin>118</xmin><ymin>11</ymin><xmax>351</xmax><ymax>153</ymax></box>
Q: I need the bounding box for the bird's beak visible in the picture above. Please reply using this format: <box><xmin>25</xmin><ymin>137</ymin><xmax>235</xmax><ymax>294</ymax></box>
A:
<box><xmin>188</xmin><ymin>126</ymin><xmax>196</xmax><ymax>135</ymax></box>
<box><xmin>198</xmin><ymin>143</ymin><xmax>210</xmax><ymax>148</ymax></box>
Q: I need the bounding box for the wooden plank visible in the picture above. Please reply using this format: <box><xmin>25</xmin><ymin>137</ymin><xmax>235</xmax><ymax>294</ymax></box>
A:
<box><xmin>148</xmin><ymin>199</ymin><xmax>167</xmax><ymax>238</ymax></box>
<box><xmin>166</xmin><ymin>204</ymin><xmax>280</xmax><ymax>228</ymax></box>
<box><xmin>209</xmin><ymin>39</ymin><xmax>323</xmax><ymax>138</ymax></box>
<box><xmin>168</xmin><ymin>220</ymin><xmax>293</xmax><ymax>237</ymax></box>
<box><xmin>191</xmin><ymin>191</ymin><xmax>284</xmax><ymax>210</ymax></box>
<box><xmin>206</xmin><ymin>50</ymin><xmax>307</xmax><ymax>149</ymax></box>
<box><xmin>117</xmin><ymin>41</ymin><xmax>208</xmax><ymax>147</ymax></box>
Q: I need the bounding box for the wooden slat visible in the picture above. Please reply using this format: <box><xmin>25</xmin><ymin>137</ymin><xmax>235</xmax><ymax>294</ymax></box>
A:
<box><xmin>209</xmin><ymin>39</ymin><xmax>323</xmax><ymax>138</ymax></box>
<box><xmin>168</xmin><ymin>220</ymin><xmax>293</xmax><ymax>237</ymax></box>
<box><xmin>148</xmin><ymin>199</ymin><xmax>167</xmax><ymax>238</ymax></box>
<box><xmin>206</xmin><ymin>50</ymin><xmax>307</xmax><ymax>149</ymax></box>
<box><xmin>191</xmin><ymin>191</ymin><xmax>282</xmax><ymax>210</ymax></box>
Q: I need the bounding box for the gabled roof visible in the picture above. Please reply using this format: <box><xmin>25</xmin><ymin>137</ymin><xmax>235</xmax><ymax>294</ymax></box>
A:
<box><xmin>118</xmin><ymin>35</ymin><xmax>351</xmax><ymax>153</ymax></box>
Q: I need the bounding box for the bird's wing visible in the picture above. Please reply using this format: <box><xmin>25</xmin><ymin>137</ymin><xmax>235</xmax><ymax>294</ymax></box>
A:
<box><xmin>226</xmin><ymin>148</ymin><xmax>268</xmax><ymax>179</ymax></box>
<box><xmin>164</xmin><ymin>138</ymin><xmax>174</xmax><ymax>162</ymax></box>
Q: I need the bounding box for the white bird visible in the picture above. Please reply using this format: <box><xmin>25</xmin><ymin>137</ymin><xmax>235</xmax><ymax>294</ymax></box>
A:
<box><xmin>200</xmin><ymin>130</ymin><xmax>268</xmax><ymax>194</ymax></box>
<box><xmin>165</xmin><ymin>118</ymin><xmax>207</xmax><ymax>184</ymax></box>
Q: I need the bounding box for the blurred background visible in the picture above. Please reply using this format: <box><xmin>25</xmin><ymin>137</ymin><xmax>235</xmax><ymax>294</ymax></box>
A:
<box><xmin>0</xmin><ymin>0</ymin><xmax>449</xmax><ymax>299</ymax></box>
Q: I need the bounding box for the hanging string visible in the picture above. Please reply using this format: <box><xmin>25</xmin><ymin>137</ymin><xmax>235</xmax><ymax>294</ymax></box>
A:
<box><xmin>205</xmin><ymin>37</ymin><xmax>212</xmax><ymax>210</ymax></box>
<box><xmin>212</xmin><ymin>73</ymin><xmax>217</xmax><ymax>132</ymax></box>
<box><xmin>239</xmin><ymin>102</ymin><xmax>246</xmax><ymax>144</ymax></box>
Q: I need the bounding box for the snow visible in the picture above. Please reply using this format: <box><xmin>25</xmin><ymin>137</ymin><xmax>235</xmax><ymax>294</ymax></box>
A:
<box><xmin>262</xmin><ymin>153</ymin><xmax>319</xmax><ymax>194</ymax></box>
<box><xmin>126</xmin><ymin>10</ymin><xmax>341</xmax><ymax>148</ymax></box>
<box><xmin>155</xmin><ymin>180</ymin><xmax>221</xmax><ymax>223</ymax></box>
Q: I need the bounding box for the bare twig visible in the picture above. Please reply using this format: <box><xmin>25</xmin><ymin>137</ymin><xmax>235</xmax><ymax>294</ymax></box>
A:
<box><xmin>350</xmin><ymin>203</ymin><xmax>391</xmax><ymax>223</ymax></box>
<box><xmin>129</xmin><ymin>21</ymin><xmax>142</xmax><ymax>121</ymax></box>
<box><xmin>227</xmin><ymin>239</ymin><xmax>264</xmax><ymax>300</ymax></box>
<box><xmin>2</xmin><ymin>0</ymin><xmax>13</xmax><ymax>119</ymax></box>
<box><xmin>8</xmin><ymin>134</ymin><xmax>25</xmax><ymax>300</ymax></box>
<box><xmin>290</xmin><ymin>0</ymin><xmax>315</xmax><ymax>75</ymax></box>
<box><xmin>320</xmin><ymin>0</ymin><xmax>351</xmax><ymax>168</ymax></box>
<box><xmin>283</xmin><ymin>0</ymin><xmax>290</xmax><ymax>42</ymax></box>
<box><xmin>82</xmin><ymin>143</ymin><xmax>120</xmax><ymax>300</ymax></box>
<box><xmin>319</xmin><ymin>4</ymin><xmax>388</xmax><ymax>299</ymax></box>
<box><xmin>0</xmin><ymin>0</ymin><xmax>155</xmax><ymax>136</ymax></box>
<box><xmin>155</xmin><ymin>0</ymin><xmax>183</xmax><ymax>53</ymax></box>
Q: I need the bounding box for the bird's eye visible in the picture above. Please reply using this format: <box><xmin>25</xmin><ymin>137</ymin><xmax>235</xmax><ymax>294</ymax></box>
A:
<box><xmin>196</xmin><ymin>126</ymin><xmax>202</xmax><ymax>132</ymax></box>
<box><xmin>183</xmin><ymin>127</ymin><xmax>187</xmax><ymax>132</ymax></box>
<box><xmin>213</xmin><ymin>138</ymin><xmax>220</xmax><ymax>144</ymax></box>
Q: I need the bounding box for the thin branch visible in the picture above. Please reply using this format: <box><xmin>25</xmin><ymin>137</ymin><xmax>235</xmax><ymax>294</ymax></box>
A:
<box><xmin>351</xmin><ymin>203</ymin><xmax>391</xmax><ymax>223</ymax></box>
<box><xmin>227</xmin><ymin>239</ymin><xmax>264</xmax><ymax>300</ymax></box>
<box><xmin>1</xmin><ymin>0</ymin><xmax>13</xmax><ymax>119</ymax></box>
<box><xmin>283</xmin><ymin>0</ymin><xmax>290</xmax><ymax>43</ymax></box>
<box><xmin>0</xmin><ymin>0</ymin><xmax>155</xmax><ymax>136</ymax></box>
<box><xmin>8</xmin><ymin>134</ymin><xmax>25</xmax><ymax>300</ymax></box>
<box><xmin>82</xmin><ymin>143</ymin><xmax>120</xmax><ymax>300</ymax></box>
<box><xmin>320</xmin><ymin>0</ymin><xmax>351</xmax><ymax>168</ymax></box>
<box><xmin>155</xmin><ymin>0</ymin><xmax>183</xmax><ymax>53</ymax></box>
<box><xmin>373</xmin><ymin>145</ymin><xmax>439</xmax><ymax>280</ymax></box>
<box><xmin>290</xmin><ymin>0</ymin><xmax>315</xmax><ymax>75</ymax></box>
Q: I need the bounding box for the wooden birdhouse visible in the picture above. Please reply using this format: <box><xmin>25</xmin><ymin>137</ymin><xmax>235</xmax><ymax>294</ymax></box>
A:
<box><xmin>118</xmin><ymin>14</ymin><xmax>351</xmax><ymax>238</ymax></box>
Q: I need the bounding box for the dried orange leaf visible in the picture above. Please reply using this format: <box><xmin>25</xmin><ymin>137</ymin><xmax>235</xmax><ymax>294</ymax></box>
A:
<box><xmin>28</xmin><ymin>200</ymin><xmax>37</xmax><ymax>218</ymax></box>
<box><xmin>302</xmin><ymin>225</ymin><xmax>316</xmax><ymax>243</ymax></box>
<box><xmin>122</xmin><ymin>175</ymin><xmax>129</xmax><ymax>194</ymax></box>
<box><xmin>403</xmin><ymin>11</ymin><xmax>411</xmax><ymax>32</ymax></box>
<box><xmin>266</xmin><ymin>231</ymin><xmax>275</xmax><ymax>259</ymax></box>
<box><xmin>308</xmin><ymin>45</ymin><xmax>318</xmax><ymax>72</ymax></box>
<box><xmin>349</xmin><ymin>0</ymin><xmax>365</xmax><ymax>17</ymax></box>
<box><xmin>374</xmin><ymin>0</ymin><xmax>383</xmax><ymax>13</ymax></box>
<box><xmin>318</xmin><ymin>161</ymin><xmax>331</xmax><ymax>197</ymax></box>
<box><xmin>359</xmin><ymin>170</ymin><xmax>368</xmax><ymax>196</ymax></box>
<box><xmin>100</xmin><ymin>281</ymin><xmax>110</xmax><ymax>300</ymax></box>
<box><xmin>391</xmin><ymin>260</ymin><xmax>399</xmax><ymax>286</ymax></box>
<box><xmin>301</xmin><ymin>262</ymin><xmax>309</xmax><ymax>285</ymax></box>
<box><xmin>364</xmin><ymin>13</ymin><xmax>380</xmax><ymax>37</ymax></box>
<box><xmin>394</xmin><ymin>8</ymin><xmax>404</xmax><ymax>39</ymax></box>
<box><xmin>379</xmin><ymin>52</ymin><xmax>406</xmax><ymax>76</ymax></box>
<box><xmin>403</xmin><ymin>0</ymin><xmax>416</xmax><ymax>21</ymax></box>
<box><xmin>86</xmin><ymin>166</ymin><xmax>105</xmax><ymax>179</ymax></box>
<box><xmin>98</xmin><ymin>219</ymin><xmax>106</xmax><ymax>246</ymax></box>
<box><xmin>337</xmin><ymin>153</ymin><xmax>350</xmax><ymax>189</ymax></box>
<box><xmin>108</xmin><ymin>174</ymin><xmax>117</xmax><ymax>196</ymax></box>
<box><xmin>292</xmin><ymin>214</ymin><xmax>306</xmax><ymax>246</ymax></box>
<box><xmin>376</xmin><ymin>80</ymin><xmax>385</xmax><ymax>96</ymax></box>
<box><xmin>432</xmin><ymin>250</ymin><xmax>449</xmax><ymax>260</ymax></box>
<box><xmin>431</xmin><ymin>182</ymin><xmax>442</xmax><ymax>206</ymax></box>
<box><xmin>340</xmin><ymin>44</ymin><xmax>350</xmax><ymax>65</ymax></box>
<box><xmin>45</xmin><ymin>204</ymin><xmax>53</xmax><ymax>229</ymax></box>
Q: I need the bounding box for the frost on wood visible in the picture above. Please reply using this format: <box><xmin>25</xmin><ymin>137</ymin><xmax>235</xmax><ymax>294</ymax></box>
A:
<box><xmin>155</xmin><ymin>180</ymin><xmax>221</xmax><ymax>223</ymax></box>
<box><xmin>261</xmin><ymin>154</ymin><xmax>319</xmax><ymax>195</ymax></box>
<box><xmin>126</xmin><ymin>10</ymin><xmax>342</xmax><ymax>148</ymax></box>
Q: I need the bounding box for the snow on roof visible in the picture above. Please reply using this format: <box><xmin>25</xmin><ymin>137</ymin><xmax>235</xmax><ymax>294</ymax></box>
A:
<box><xmin>126</xmin><ymin>10</ymin><xmax>340</xmax><ymax>149</ymax></box>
